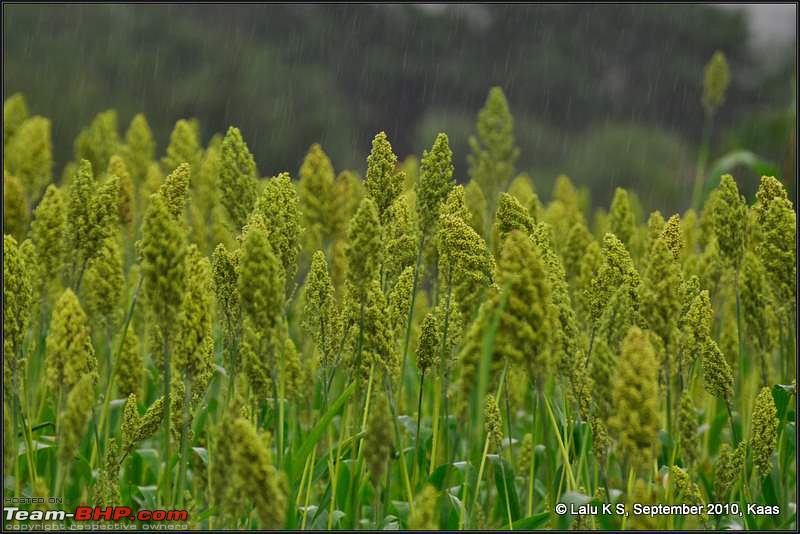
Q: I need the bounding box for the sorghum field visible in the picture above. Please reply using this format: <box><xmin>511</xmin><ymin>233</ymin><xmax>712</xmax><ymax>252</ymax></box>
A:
<box><xmin>3</xmin><ymin>63</ymin><xmax>797</xmax><ymax>530</ymax></box>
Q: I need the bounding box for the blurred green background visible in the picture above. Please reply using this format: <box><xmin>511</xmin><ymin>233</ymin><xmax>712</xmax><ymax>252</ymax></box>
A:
<box><xmin>3</xmin><ymin>4</ymin><xmax>796</xmax><ymax>213</ymax></box>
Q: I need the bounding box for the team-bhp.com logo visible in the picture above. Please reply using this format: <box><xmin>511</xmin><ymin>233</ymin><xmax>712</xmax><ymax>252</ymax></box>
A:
<box><xmin>5</xmin><ymin>506</ymin><xmax>188</xmax><ymax>522</ymax></box>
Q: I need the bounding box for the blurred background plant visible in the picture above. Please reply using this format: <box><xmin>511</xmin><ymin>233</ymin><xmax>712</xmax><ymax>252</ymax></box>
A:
<box><xmin>3</xmin><ymin>4</ymin><xmax>796</xmax><ymax>214</ymax></box>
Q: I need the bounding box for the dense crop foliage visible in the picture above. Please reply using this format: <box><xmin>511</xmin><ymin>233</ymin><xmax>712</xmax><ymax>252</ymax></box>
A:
<box><xmin>2</xmin><ymin>82</ymin><xmax>796</xmax><ymax>531</ymax></box>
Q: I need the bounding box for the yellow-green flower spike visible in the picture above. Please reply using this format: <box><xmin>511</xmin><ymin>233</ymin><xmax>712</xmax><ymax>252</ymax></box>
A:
<box><xmin>750</xmin><ymin>386</ymin><xmax>778</xmax><ymax>478</ymax></box>
<box><xmin>84</xmin><ymin>235</ymin><xmax>124</xmax><ymax>331</ymax></box>
<box><xmin>162</xmin><ymin>119</ymin><xmax>202</xmax><ymax>175</ymax></box>
<box><xmin>239</xmin><ymin>218</ymin><xmax>285</xmax><ymax>338</ymax></box>
<box><xmin>66</xmin><ymin>160</ymin><xmax>121</xmax><ymax>276</ymax></box>
<box><xmin>563</xmin><ymin>221</ymin><xmax>592</xmax><ymax>281</ymax></box>
<box><xmin>714</xmin><ymin>440</ymin><xmax>747</xmax><ymax>499</ymax></box>
<box><xmin>681</xmin><ymin>208</ymin><xmax>700</xmax><ymax>255</ymax></box>
<box><xmin>384</xmin><ymin>197</ymin><xmax>417</xmax><ymax>284</ymax></box>
<box><xmin>508</xmin><ymin>173</ymin><xmax>535</xmax><ymax>207</ymax></box>
<box><xmin>702</xmin><ymin>51</ymin><xmax>730</xmax><ymax>115</ymax></box>
<box><xmin>492</xmin><ymin>192</ymin><xmax>534</xmax><ymax>253</ymax></box>
<box><xmin>116</xmin><ymin>331</ymin><xmax>143</xmax><ymax>400</ymax></box>
<box><xmin>408</xmin><ymin>485</ymin><xmax>439</xmax><ymax>530</ymax></box>
<box><xmin>362</xmin><ymin>279</ymin><xmax>396</xmax><ymax>382</ymax></box>
<box><xmin>3</xmin><ymin>171</ymin><xmax>29</xmax><ymax>240</ymax></box>
<box><xmin>640</xmin><ymin>236</ymin><xmax>682</xmax><ymax>348</ymax></box>
<box><xmin>3</xmin><ymin>93</ymin><xmax>28</xmax><ymax>147</ymax></box>
<box><xmin>468</xmin><ymin>86</ymin><xmax>519</xmax><ymax>219</ymax></box>
<box><xmin>107</xmin><ymin>155</ymin><xmax>135</xmax><ymax>229</ymax></box>
<box><xmin>417</xmin><ymin>132</ymin><xmax>455</xmax><ymax>234</ymax></box>
<box><xmin>464</xmin><ymin>180</ymin><xmax>487</xmax><ymax>237</ymax></box>
<box><xmin>741</xmin><ymin>252</ymin><xmax>777</xmax><ymax>378</ymax></box>
<box><xmin>122</xmin><ymin>113</ymin><xmax>156</xmax><ymax>183</ymax></box>
<box><xmin>3</xmin><ymin>235</ymin><xmax>33</xmax><ymax>396</ymax></box>
<box><xmin>140</xmin><ymin>193</ymin><xmax>187</xmax><ymax>333</ymax></box>
<box><xmin>94</xmin><ymin>438</ymin><xmax>121</xmax><ymax>507</ymax></box>
<box><xmin>609</xmin><ymin>326</ymin><xmax>659</xmax><ymax>471</ymax></box>
<box><xmin>158</xmin><ymin>162</ymin><xmax>191</xmax><ymax>220</ymax></box>
<box><xmin>681</xmin><ymin>290</ymin><xmax>712</xmax><ymax>367</ymax></box>
<box><xmin>756</xmin><ymin>195</ymin><xmax>796</xmax><ymax>308</ymax></box>
<box><xmin>284</xmin><ymin>337</ymin><xmax>309</xmax><ymax>402</ymax></box>
<box><xmin>415</xmin><ymin>311</ymin><xmax>440</xmax><ymax>377</ymax></box>
<box><xmin>45</xmin><ymin>289</ymin><xmax>97</xmax><ymax>393</ymax></box>
<box><xmin>711</xmin><ymin>175</ymin><xmax>747</xmax><ymax>270</ymax></box>
<box><xmin>702</xmin><ymin>339</ymin><xmax>734</xmax><ymax>401</ymax></box>
<box><xmin>575</xmin><ymin>239</ymin><xmax>601</xmax><ymax>322</ymax></box>
<box><xmin>211</xmin><ymin>243</ymin><xmax>240</xmax><ymax>325</ymax></box>
<box><xmin>441</xmin><ymin>184</ymin><xmax>471</xmax><ymax>225</ymax></box>
<box><xmin>678</xmin><ymin>392</ymin><xmax>699</xmax><ymax>465</ymax></box>
<box><xmin>59</xmin><ymin>372</ymin><xmax>96</xmax><ymax>462</ymax></box>
<box><xmin>303</xmin><ymin>250</ymin><xmax>338</xmax><ymax>369</ymax></box>
<box><xmin>387</xmin><ymin>266</ymin><xmax>414</xmax><ymax>338</ymax></box>
<box><xmin>402</xmin><ymin>154</ymin><xmax>418</xmax><ymax>190</ymax></box>
<box><xmin>660</xmin><ymin>214</ymin><xmax>684</xmax><ymax>262</ymax></box>
<box><xmin>588</xmin><ymin>233</ymin><xmax>640</xmax><ymax>324</ymax></box>
<box><xmin>174</xmin><ymin>246</ymin><xmax>214</xmax><ymax>382</ymax></box>
<box><xmin>298</xmin><ymin>143</ymin><xmax>337</xmax><ymax>250</ymax></box>
<box><xmin>365</xmin><ymin>391</ymin><xmax>393</xmax><ymax>485</ymax></box>
<box><xmin>669</xmin><ymin>466</ymin><xmax>705</xmax><ymax>512</ymax></box>
<box><xmin>74</xmin><ymin>110</ymin><xmax>120</xmax><ymax>174</ymax></box>
<box><xmin>5</xmin><ymin>115</ymin><xmax>52</xmax><ymax>204</ymax></box>
<box><xmin>254</xmin><ymin>172</ymin><xmax>301</xmax><ymax>292</ymax></box>
<box><xmin>30</xmin><ymin>184</ymin><xmax>66</xmax><ymax>294</ymax></box>
<box><xmin>365</xmin><ymin>131</ymin><xmax>405</xmax><ymax>224</ymax></box>
<box><xmin>438</xmin><ymin>213</ymin><xmax>495</xmax><ymax>321</ymax></box>
<box><xmin>485</xmin><ymin>393</ymin><xmax>504</xmax><ymax>450</ymax></box>
<box><xmin>132</xmin><ymin>396</ymin><xmax>167</xmax><ymax>448</ymax></box>
<box><xmin>608</xmin><ymin>187</ymin><xmax>635</xmax><ymax>247</ymax></box>
<box><xmin>345</xmin><ymin>197</ymin><xmax>382</xmax><ymax>303</ymax></box>
<box><xmin>754</xmin><ymin>175</ymin><xmax>788</xmax><ymax>219</ymax></box>
<box><xmin>495</xmin><ymin>230</ymin><xmax>551</xmax><ymax>374</ymax></box>
<box><xmin>228</xmin><ymin>417</ymin><xmax>287</xmax><ymax>529</ymax></box>
<box><xmin>589</xmin><ymin>338</ymin><xmax>616</xmax><ymax>421</ymax></box>
<box><xmin>219</xmin><ymin>126</ymin><xmax>258</xmax><ymax>231</ymax></box>
<box><xmin>240</xmin><ymin>322</ymin><xmax>272</xmax><ymax>401</ymax></box>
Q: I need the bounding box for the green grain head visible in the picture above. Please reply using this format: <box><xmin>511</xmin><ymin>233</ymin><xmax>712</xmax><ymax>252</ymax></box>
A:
<box><xmin>608</xmin><ymin>187</ymin><xmax>635</xmax><ymax>247</ymax></box>
<box><xmin>253</xmin><ymin>172</ymin><xmax>301</xmax><ymax>292</ymax></box>
<box><xmin>750</xmin><ymin>386</ymin><xmax>778</xmax><ymax>478</ymax></box>
<box><xmin>219</xmin><ymin>126</ymin><xmax>258</xmax><ymax>231</ymax></box>
<box><xmin>702</xmin><ymin>339</ymin><xmax>734</xmax><ymax>401</ymax></box>
<box><xmin>365</xmin><ymin>131</ymin><xmax>404</xmax><ymax>223</ymax></box>
<box><xmin>702</xmin><ymin>51</ymin><xmax>730</xmax><ymax>115</ymax></box>
<box><xmin>417</xmin><ymin>132</ymin><xmax>455</xmax><ymax>235</ymax></box>
<box><xmin>59</xmin><ymin>372</ymin><xmax>96</xmax><ymax>462</ymax></box>
<box><xmin>122</xmin><ymin>113</ymin><xmax>156</xmax><ymax>183</ymax></box>
<box><xmin>609</xmin><ymin>326</ymin><xmax>659</xmax><ymax>471</ymax></box>
<box><xmin>45</xmin><ymin>289</ymin><xmax>97</xmax><ymax>393</ymax></box>
<box><xmin>162</xmin><ymin>119</ymin><xmax>202</xmax><ymax>175</ymax></box>
<box><xmin>345</xmin><ymin>197</ymin><xmax>382</xmax><ymax>303</ymax></box>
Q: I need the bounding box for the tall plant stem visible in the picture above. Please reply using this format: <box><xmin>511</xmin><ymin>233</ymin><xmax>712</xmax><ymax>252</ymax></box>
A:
<box><xmin>300</xmin><ymin>447</ymin><xmax>317</xmax><ymax>530</ymax></box>
<box><xmin>398</xmin><ymin>234</ymin><xmax>426</xmax><ymax>410</ymax></box>
<box><xmin>92</xmin><ymin>275</ymin><xmax>142</xmax><ymax>468</ymax></box>
<box><xmin>384</xmin><ymin>378</ymin><xmax>415</xmax><ymax>511</ymax></box>
<box><xmin>176</xmin><ymin>376</ymin><xmax>193</xmax><ymax>507</ymax></box>
<box><xmin>691</xmin><ymin>112</ymin><xmax>714</xmax><ymax>210</ymax></box>
<box><xmin>161</xmin><ymin>332</ymin><xmax>173</xmax><ymax>508</ymax></box>
<box><xmin>412</xmin><ymin>371</ymin><xmax>425</xmax><ymax>488</ymax></box>
<box><xmin>725</xmin><ymin>399</ymin><xmax>738</xmax><ymax>444</ymax></box>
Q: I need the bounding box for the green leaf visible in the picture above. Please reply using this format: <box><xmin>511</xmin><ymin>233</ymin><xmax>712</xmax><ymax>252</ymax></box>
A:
<box><xmin>490</xmin><ymin>455</ymin><xmax>521</xmax><ymax>522</ymax></box>
<box><xmin>288</xmin><ymin>381</ymin><xmax>356</xmax><ymax>482</ymax></box>
<box><xmin>772</xmin><ymin>383</ymin><xmax>794</xmax><ymax>421</ymax></box>
<box><xmin>507</xmin><ymin>511</ymin><xmax>550</xmax><ymax>530</ymax></box>
<box><xmin>703</xmin><ymin>150</ymin><xmax>779</xmax><ymax>199</ymax></box>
